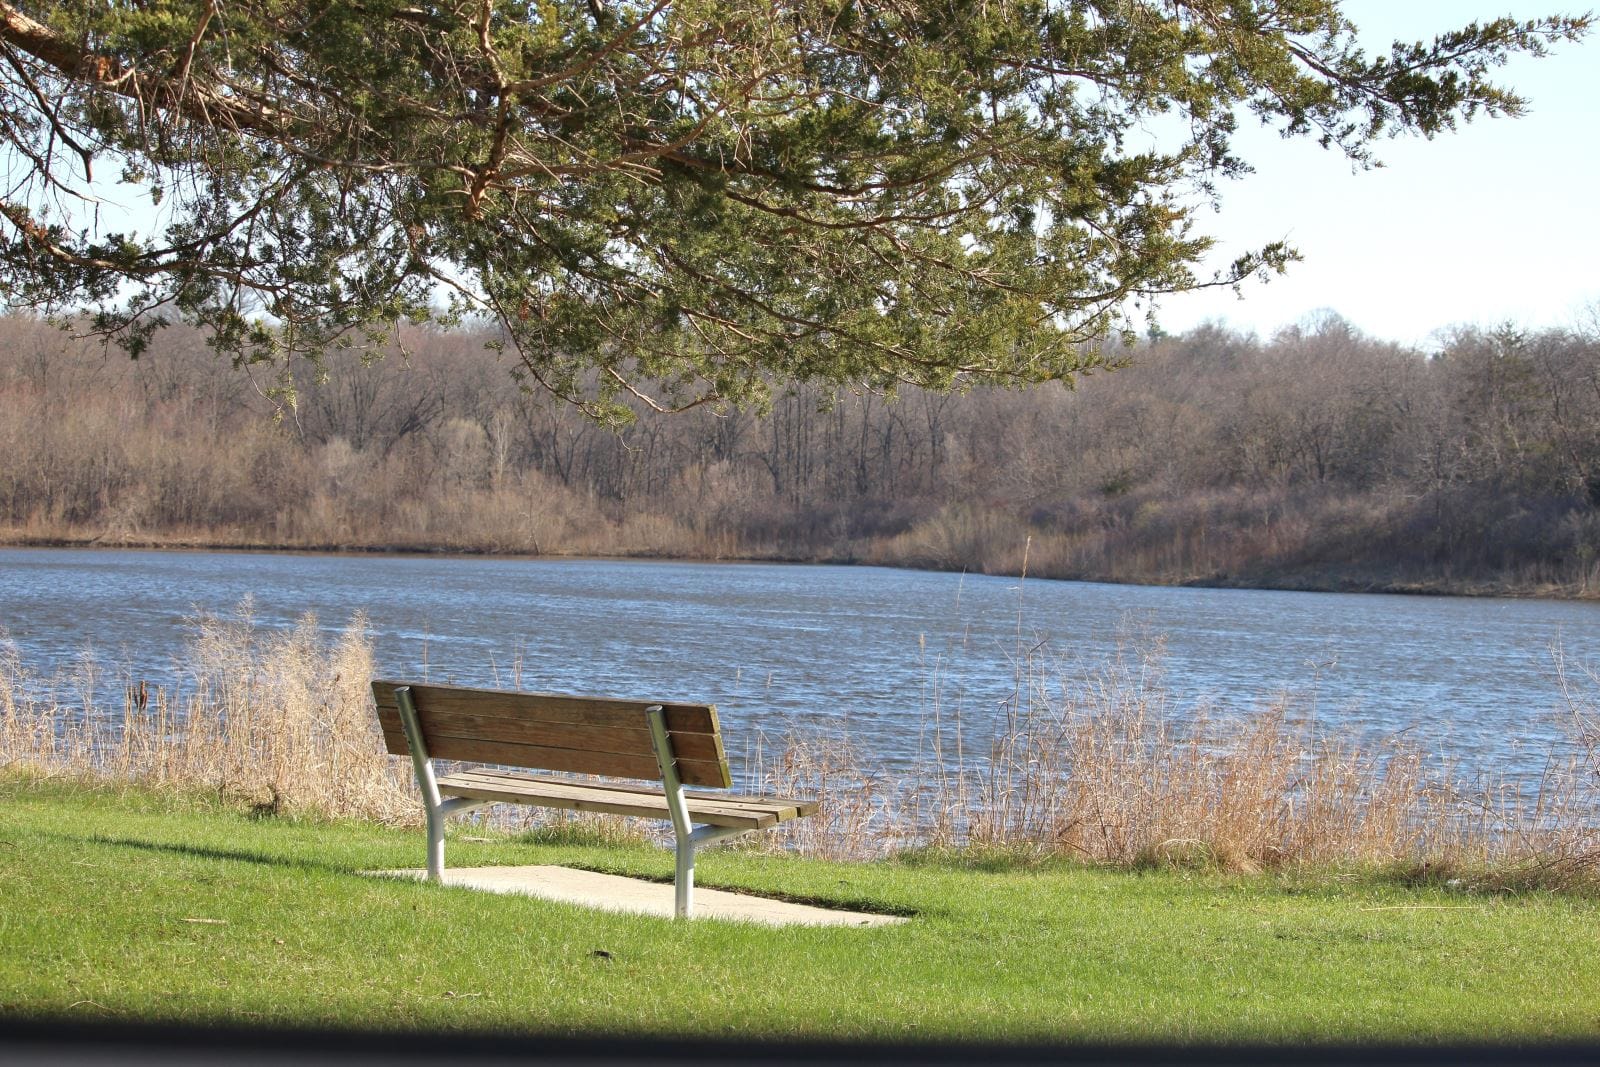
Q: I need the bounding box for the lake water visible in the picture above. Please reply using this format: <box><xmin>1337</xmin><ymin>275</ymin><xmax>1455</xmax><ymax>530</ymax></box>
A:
<box><xmin>1</xmin><ymin>547</ymin><xmax>1596</xmax><ymax>781</ymax></box>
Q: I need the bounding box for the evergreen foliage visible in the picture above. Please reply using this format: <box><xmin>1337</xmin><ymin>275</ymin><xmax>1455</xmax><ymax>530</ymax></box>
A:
<box><xmin>0</xmin><ymin>1</ymin><xmax>1588</xmax><ymax>418</ymax></box>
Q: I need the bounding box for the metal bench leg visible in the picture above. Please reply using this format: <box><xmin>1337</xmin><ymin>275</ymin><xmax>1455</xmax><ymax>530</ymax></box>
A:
<box><xmin>647</xmin><ymin>706</ymin><xmax>757</xmax><ymax>918</ymax></box>
<box><xmin>396</xmin><ymin>686</ymin><xmax>452</xmax><ymax>883</ymax></box>
<box><xmin>646</xmin><ymin>706</ymin><xmax>696</xmax><ymax>917</ymax></box>
<box><xmin>425</xmin><ymin>802</ymin><xmax>445</xmax><ymax>881</ymax></box>
<box><xmin>674</xmin><ymin>837</ymin><xmax>695</xmax><ymax>917</ymax></box>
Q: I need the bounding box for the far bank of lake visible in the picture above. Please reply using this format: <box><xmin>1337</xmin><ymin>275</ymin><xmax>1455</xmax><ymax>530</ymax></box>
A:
<box><xmin>3</xmin><ymin>530</ymin><xmax>1596</xmax><ymax>602</ymax></box>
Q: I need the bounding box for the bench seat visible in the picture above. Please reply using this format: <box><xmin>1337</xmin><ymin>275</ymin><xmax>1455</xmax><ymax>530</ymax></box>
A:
<box><xmin>437</xmin><ymin>768</ymin><xmax>819</xmax><ymax>829</ymax></box>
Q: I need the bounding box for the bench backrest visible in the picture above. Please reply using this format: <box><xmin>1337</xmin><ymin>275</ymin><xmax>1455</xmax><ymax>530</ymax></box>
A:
<box><xmin>371</xmin><ymin>680</ymin><xmax>732</xmax><ymax>788</ymax></box>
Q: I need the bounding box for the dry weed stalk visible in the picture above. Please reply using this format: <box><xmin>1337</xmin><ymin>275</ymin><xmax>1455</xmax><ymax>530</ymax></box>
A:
<box><xmin>4</xmin><ymin>611</ymin><xmax>1597</xmax><ymax>881</ymax></box>
<box><xmin>752</xmin><ymin>729</ymin><xmax>895</xmax><ymax>859</ymax></box>
<box><xmin>941</xmin><ymin>642</ymin><xmax>1600</xmax><ymax>875</ymax></box>
<box><xmin>0</xmin><ymin>606</ymin><xmax>415</xmax><ymax>823</ymax></box>
<box><xmin>760</xmin><ymin>639</ymin><xmax>1600</xmax><ymax>882</ymax></box>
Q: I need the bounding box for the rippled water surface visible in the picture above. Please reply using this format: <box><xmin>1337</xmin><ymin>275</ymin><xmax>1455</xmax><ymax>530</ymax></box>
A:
<box><xmin>1</xmin><ymin>547</ymin><xmax>1596</xmax><ymax>777</ymax></box>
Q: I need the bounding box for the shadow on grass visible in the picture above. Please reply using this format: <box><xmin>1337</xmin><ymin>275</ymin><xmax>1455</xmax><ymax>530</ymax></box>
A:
<box><xmin>37</xmin><ymin>831</ymin><xmax>399</xmax><ymax>880</ymax></box>
<box><xmin>16</xmin><ymin>1015</ymin><xmax>1600</xmax><ymax>1066</ymax></box>
<box><xmin>1369</xmin><ymin>856</ymin><xmax>1600</xmax><ymax>898</ymax></box>
<box><xmin>48</xmin><ymin>830</ymin><xmax>920</xmax><ymax>917</ymax></box>
<box><xmin>892</xmin><ymin>844</ymin><xmax>1085</xmax><ymax>874</ymax></box>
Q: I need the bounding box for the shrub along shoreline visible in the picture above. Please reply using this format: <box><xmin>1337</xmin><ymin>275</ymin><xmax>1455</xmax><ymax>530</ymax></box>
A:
<box><xmin>5</xmin><ymin>313</ymin><xmax>1600</xmax><ymax>602</ymax></box>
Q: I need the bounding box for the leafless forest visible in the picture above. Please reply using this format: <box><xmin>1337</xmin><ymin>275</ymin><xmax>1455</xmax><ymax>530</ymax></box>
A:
<box><xmin>3</xmin><ymin>311</ymin><xmax>1599</xmax><ymax>596</ymax></box>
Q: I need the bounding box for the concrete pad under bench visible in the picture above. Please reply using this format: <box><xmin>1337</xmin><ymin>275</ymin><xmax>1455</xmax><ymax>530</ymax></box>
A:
<box><xmin>375</xmin><ymin>864</ymin><xmax>906</xmax><ymax>927</ymax></box>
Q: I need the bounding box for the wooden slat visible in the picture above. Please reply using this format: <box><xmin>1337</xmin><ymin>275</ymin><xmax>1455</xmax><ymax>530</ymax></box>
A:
<box><xmin>376</xmin><ymin>724</ymin><xmax>729</xmax><ymax>788</ymax></box>
<box><xmin>436</xmin><ymin>770</ymin><xmax>813</xmax><ymax>829</ymax></box>
<box><xmin>456</xmin><ymin>768</ymin><xmax>819</xmax><ymax>820</ymax></box>
<box><xmin>371</xmin><ymin>679</ymin><xmax>731</xmax><ymax>788</ymax></box>
<box><xmin>373</xmin><ymin>709</ymin><xmax>725</xmax><ymax>762</ymax></box>
<box><xmin>439</xmin><ymin>778</ymin><xmax>703</xmax><ymax>823</ymax></box>
<box><xmin>457</xmin><ymin>769</ymin><xmax>813</xmax><ymax>819</ymax></box>
<box><xmin>448</xmin><ymin>780</ymin><xmax>771</xmax><ymax>829</ymax></box>
<box><xmin>379</xmin><ymin>732</ymin><xmax>729</xmax><ymax>788</ymax></box>
<box><xmin>444</xmin><ymin>773</ymin><xmax>801</xmax><ymax>829</ymax></box>
<box><xmin>372</xmin><ymin>680</ymin><xmax>719</xmax><ymax>733</ymax></box>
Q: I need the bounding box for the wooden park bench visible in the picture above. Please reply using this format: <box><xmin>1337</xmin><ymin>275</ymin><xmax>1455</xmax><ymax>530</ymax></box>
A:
<box><xmin>371</xmin><ymin>680</ymin><xmax>818</xmax><ymax>918</ymax></box>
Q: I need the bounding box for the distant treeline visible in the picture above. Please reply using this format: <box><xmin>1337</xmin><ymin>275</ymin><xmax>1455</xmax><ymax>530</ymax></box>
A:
<box><xmin>2</xmin><ymin>311</ymin><xmax>1598</xmax><ymax>596</ymax></box>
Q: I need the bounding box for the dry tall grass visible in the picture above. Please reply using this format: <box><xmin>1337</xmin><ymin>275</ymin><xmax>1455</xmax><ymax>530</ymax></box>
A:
<box><xmin>0</xmin><ymin>605</ymin><xmax>415</xmax><ymax>823</ymax></box>
<box><xmin>756</xmin><ymin>640</ymin><xmax>1600</xmax><ymax>882</ymax></box>
<box><xmin>4</xmin><ymin>611</ymin><xmax>1597</xmax><ymax>882</ymax></box>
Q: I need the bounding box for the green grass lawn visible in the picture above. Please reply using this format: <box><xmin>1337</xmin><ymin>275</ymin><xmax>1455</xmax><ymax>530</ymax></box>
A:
<box><xmin>3</xmin><ymin>775</ymin><xmax>1598</xmax><ymax>1044</ymax></box>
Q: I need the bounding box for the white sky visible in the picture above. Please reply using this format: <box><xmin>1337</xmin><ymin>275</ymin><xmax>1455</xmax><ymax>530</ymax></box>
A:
<box><xmin>1152</xmin><ymin>0</ymin><xmax>1600</xmax><ymax>347</ymax></box>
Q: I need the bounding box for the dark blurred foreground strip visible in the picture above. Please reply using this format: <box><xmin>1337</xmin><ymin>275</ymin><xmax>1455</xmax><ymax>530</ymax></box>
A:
<box><xmin>3</xmin><ymin>1019</ymin><xmax>1599</xmax><ymax>1066</ymax></box>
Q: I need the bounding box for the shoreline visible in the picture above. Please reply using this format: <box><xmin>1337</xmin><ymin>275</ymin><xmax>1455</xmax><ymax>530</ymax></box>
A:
<box><xmin>3</xmin><ymin>530</ymin><xmax>1595</xmax><ymax>603</ymax></box>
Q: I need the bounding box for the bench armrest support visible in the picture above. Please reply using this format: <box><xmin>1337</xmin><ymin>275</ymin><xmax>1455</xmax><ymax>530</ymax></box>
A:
<box><xmin>688</xmin><ymin>825</ymin><xmax>749</xmax><ymax>849</ymax></box>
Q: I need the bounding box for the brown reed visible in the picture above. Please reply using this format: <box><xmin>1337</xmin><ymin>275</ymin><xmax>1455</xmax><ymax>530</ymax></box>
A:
<box><xmin>3</xmin><ymin>611</ymin><xmax>1597</xmax><ymax>884</ymax></box>
<box><xmin>0</xmin><ymin>604</ymin><xmax>415</xmax><ymax>823</ymax></box>
<box><xmin>755</xmin><ymin>639</ymin><xmax>1600</xmax><ymax>883</ymax></box>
